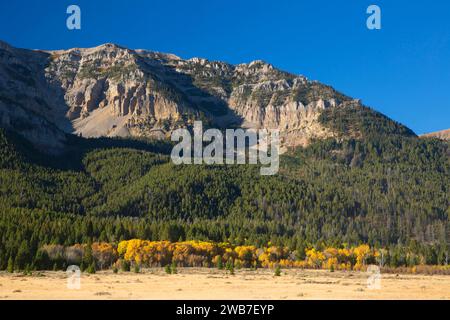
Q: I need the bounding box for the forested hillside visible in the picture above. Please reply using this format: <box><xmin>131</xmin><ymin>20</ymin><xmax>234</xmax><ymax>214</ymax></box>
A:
<box><xmin>0</xmin><ymin>104</ymin><xmax>448</xmax><ymax>271</ymax></box>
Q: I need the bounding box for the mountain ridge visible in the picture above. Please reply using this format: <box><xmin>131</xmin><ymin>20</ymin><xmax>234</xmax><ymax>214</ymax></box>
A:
<box><xmin>421</xmin><ymin>128</ymin><xmax>450</xmax><ymax>140</ymax></box>
<box><xmin>1</xmin><ymin>40</ymin><xmax>414</xmax><ymax>152</ymax></box>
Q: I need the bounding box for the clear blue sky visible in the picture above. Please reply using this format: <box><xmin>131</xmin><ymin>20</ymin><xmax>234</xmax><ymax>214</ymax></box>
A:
<box><xmin>1</xmin><ymin>0</ymin><xmax>449</xmax><ymax>134</ymax></box>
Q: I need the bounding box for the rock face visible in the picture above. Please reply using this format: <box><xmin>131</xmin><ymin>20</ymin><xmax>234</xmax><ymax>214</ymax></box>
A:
<box><xmin>0</xmin><ymin>41</ymin><xmax>68</xmax><ymax>152</ymax></box>
<box><xmin>420</xmin><ymin>129</ymin><xmax>450</xmax><ymax>140</ymax></box>
<box><xmin>0</xmin><ymin>40</ymin><xmax>363</xmax><ymax>150</ymax></box>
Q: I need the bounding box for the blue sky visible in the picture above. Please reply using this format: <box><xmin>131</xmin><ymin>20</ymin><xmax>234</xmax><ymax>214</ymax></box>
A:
<box><xmin>0</xmin><ymin>0</ymin><xmax>449</xmax><ymax>134</ymax></box>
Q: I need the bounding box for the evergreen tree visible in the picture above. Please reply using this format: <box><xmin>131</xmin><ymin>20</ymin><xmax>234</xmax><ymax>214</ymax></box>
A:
<box><xmin>82</xmin><ymin>241</ymin><xmax>94</xmax><ymax>272</ymax></box>
<box><xmin>7</xmin><ymin>256</ymin><xmax>14</xmax><ymax>273</ymax></box>
<box><xmin>216</xmin><ymin>256</ymin><xmax>223</xmax><ymax>270</ymax></box>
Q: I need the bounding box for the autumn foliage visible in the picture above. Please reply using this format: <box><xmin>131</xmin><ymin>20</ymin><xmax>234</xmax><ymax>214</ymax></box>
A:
<box><xmin>37</xmin><ymin>240</ymin><xmax>450</xmax><ymax>275</ymax></box>
<box><xmin>116</xmin><ymin>240</ymin><xmax>384</xmax><ymax>271</ymax></box>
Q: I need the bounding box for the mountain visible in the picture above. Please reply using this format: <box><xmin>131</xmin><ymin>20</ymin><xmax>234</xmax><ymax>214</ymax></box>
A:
<box><xmin>0</xmin><ymin>40</ymin><xmax>414</xmax><ymax>152</ymax></box>
<box><xmin>0</xmin><ymin>41</ymin><xmax>448</xmax><ymax>270</ymax></box>
<box><xmin>421</xmin><ymin>129</ymin><xmax>450</xmax><ymax>140</ymax></box>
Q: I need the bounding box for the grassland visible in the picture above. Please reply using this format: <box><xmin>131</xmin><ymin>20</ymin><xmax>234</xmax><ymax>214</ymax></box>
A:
<box><xmin>0</xmin><ymin>268</ymin><xmax>449</xmax><ymax>300</ymax></box>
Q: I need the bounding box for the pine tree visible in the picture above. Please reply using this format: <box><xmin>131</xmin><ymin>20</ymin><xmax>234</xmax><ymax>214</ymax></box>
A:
<box><xmin>15</xmin><ymin>240</ymin><xmax>30</xmax><ymax>270</ymax></box>
<box><xmin>34</xmin><ymin>249</ymin><xmax>50</xmax><ymax>270</ymax></box>
<box><xmin>7</xmin><ymin>256</ymin><xmax>14</xmax><ymax>273</ymax></box>
<box><xmin>82</xmin><ymin>241</ymin><xmax>94</xmax><ymax>272</ymax></box>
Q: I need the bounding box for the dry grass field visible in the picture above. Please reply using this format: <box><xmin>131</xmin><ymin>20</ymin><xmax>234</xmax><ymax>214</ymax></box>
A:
<box><xmin>0</xmin><ymin>268</ymin><xmax>449</xmax><ymax>300</ymax></box>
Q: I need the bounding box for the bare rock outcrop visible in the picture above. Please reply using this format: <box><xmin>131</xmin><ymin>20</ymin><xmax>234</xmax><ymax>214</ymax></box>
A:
<box><xmin>0</xmin><ymin>40</ymin><xmax>364</xmax><ymax>150</ymax></box>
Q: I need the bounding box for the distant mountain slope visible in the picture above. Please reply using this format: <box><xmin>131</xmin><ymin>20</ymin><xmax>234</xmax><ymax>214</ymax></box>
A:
<box><xmin>421</xmin><ymin>129</ymin><xmax>450</xmax><ymax>140</ymax></box>
<box><xmin>0</xmin><ymin>40</ymin><xmax>415</xmax><ymax>152</ymax></box>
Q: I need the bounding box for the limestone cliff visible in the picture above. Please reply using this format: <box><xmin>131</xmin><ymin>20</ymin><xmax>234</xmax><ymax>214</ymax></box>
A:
<box><xmin>0</xmin><ymin>40</ymin><xmax>377</xmax><ymax>151</ymax></box>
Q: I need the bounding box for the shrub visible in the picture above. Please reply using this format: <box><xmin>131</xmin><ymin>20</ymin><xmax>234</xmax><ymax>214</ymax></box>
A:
<box><xmin>120</xmin><ymin>259</ymin><xmax>130</xmax><ymax>272</ymax></box>
<box><xmin>274</xmin><ymin>265</ymin><xmax>281</xmax><ymax>276</ymax></box>
<box><xmin>226</xmin><ymin>258</ymin><xmax>235</xmax><ymax>275</ymax></box>
<box><xmin>86</xmin><ymin>262</ymin><xmax>96</xmax><ymax>274</ymax></box>
<box><xmin>216</xmin><ymin>256</ymin><xmax>223</xmax><ymax>270</ymax></box>
<box><xmin>171</xmin><ymin>261</ymin><xmax>177</xmax><ymax>274</ymax></box>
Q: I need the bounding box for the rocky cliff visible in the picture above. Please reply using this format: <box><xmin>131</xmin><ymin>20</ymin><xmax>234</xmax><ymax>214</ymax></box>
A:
<box><xmin>0</xmin><ymin>40</ymin><xmax>386</xmax><ymax>151</ymax></box>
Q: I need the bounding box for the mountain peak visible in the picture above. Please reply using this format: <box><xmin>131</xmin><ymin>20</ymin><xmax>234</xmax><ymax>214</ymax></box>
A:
<box><xmin>247</xmin><ymin>59</ymin><xmax>273</xmax><ymax>68</ymax></box>
<box><xmin>98</xmin><ymin>42</ymin><xmax>123</xmax><ymax>48</ymax></box>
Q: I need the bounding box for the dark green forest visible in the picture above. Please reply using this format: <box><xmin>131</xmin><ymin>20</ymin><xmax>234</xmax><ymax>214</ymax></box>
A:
<box><xmin>0</xmin><ymin>105</ymin><xmax>449</xmax><ymax>271</ymax></box>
